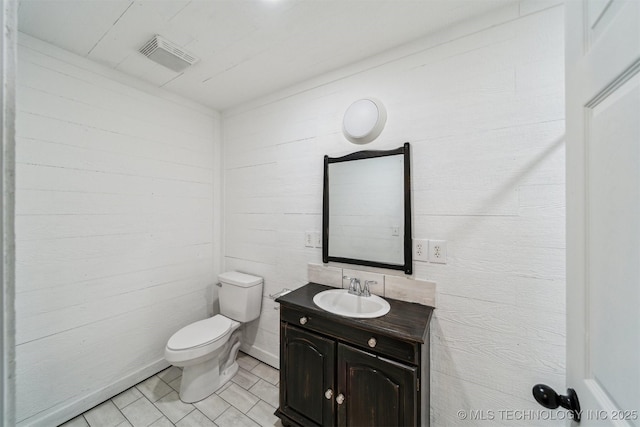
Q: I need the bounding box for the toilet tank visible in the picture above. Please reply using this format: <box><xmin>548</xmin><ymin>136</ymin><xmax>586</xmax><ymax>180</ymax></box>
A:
<box><xmin>218</xmin><ymin>271</ymin><xmax>263</xmax><ymax>322</ymax></box>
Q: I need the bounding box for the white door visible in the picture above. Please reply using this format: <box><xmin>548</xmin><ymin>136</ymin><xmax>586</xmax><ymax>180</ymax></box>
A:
<box><xmin>565</xmin><ymin>0</ymin><xmax>640</xmax><ymax>425</ymax></box>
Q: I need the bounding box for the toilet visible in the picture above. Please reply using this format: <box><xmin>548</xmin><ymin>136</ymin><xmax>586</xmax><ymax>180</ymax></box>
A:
<box><xmin>165</xmin><ymin>271</ymin><xmax>263</xmax><ymax>403</ymax></box>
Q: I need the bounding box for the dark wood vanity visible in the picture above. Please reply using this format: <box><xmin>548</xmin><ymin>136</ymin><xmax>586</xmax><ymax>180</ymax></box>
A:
<box><xmin>275</xmin><ymin>283</ymin><xmax>433</xmax><ymax>427</ymax></box>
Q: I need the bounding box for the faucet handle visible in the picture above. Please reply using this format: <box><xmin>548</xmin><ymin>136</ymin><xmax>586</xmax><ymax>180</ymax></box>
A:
<box><xmin>363</xmin><ymin>280</ymin><xmax>377</xmax><ymax>297</ymax></box>
<box><xmin>342</xmin><ymin>275</ymin><xmax>353</xmax><ymax>290</ymax></box>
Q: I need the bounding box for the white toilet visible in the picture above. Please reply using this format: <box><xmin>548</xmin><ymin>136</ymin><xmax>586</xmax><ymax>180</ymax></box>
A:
<box><xmin>165</xmin><ymin>271</ymin><xmax>263</xmax><ymax>403</ymax></box>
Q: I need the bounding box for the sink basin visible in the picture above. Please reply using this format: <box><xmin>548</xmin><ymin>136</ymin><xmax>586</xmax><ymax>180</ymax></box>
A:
<box><xmin>313</xmin><ymin>289</ymin><xmax>391</xmax><ymax>318</ymax></box>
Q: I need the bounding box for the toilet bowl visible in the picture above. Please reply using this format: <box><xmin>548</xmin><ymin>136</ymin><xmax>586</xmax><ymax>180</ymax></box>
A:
<box><xmin>165</xmin><ymin>271</ymin><xmax>263</xmax><ymax>403</ymax></box>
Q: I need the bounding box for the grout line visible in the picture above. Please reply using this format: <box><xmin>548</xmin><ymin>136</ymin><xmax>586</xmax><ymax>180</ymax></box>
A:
<box><xmin>246</xmin><ymin>399</ymin><xmax>260</xmax><ymax>414</ymax></box>
<box><xmin>166</xmin><ymin>404</ymin><xmax>195</xmax><ymax>426</ymax></box>
<box><xmin>109</xmin><ymin>396</ymin><xmax>134</xmax><ymax>427</ymax></box>
<box><xmin>196</xmin><ymin>406</ymin><xmax>220</xmax><ymax>425</ymax></box>
<box><xmin>213</xmin><ymin>406</ymin><xmax>239</xmax><ymax>424</ymax></box>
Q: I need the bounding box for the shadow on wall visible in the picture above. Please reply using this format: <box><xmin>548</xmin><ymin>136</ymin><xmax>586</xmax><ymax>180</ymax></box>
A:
<box><xmin>209</xmin><ymin>283</ymin><xmax>219</xmax><ymax>318</ymax></box>
<box><xmin>242</xmin><ymin>318</ymin><xmax>260</xmax><ymax>347</ymax></box>
<box><xmin>451</xmin><ymin>134</ymin><xmax>565</xmax><ymax>239</ymax></box>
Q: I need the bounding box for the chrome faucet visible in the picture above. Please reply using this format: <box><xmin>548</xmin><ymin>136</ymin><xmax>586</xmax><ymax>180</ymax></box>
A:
<box><xmin>344</xmin><ymin>276</ymin><xmax>361</xmax><ymax>295</ymax></box>
<box><xmin>363</xmin><ymin>280</ymin><xmax>377</xmax><ymax>297</ymax></box>
<box><xmin>343</xmin><ymin>276</ymin><xmax>377</xmax><ymax>297</ymax></box>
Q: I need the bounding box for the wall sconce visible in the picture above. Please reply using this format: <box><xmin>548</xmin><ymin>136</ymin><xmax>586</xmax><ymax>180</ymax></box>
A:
<box><xmin>342</xmin><ymin>98</ymin><xmax>387</xmax><ymax>144</ymax></box>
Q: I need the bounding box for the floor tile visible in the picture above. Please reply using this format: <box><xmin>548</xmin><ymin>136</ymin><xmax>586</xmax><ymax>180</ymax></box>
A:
<box><xmin>218</xmin><ymin>383</ymin><xmax>260</xmax><ymax>413</ymax></box>
<box><xmin>121</xmin><ymin>397</ymin><xmax>163</xmax><ymax>427</ymax></box>
<box><xmin>113</xmin><ymin>387</ymin><xmax>143</xmax><ymax>409</ymax></box>
<box><xmin>84</xmin><ymin>401</ymin><xmax>127</xmax><ymax>427</ymax></box>
<box><xmin>136</xmin><ymin>376</ymin><xmax>173</xmax><ymax>403</ymax></box>
<box><xmin>193</xmin><ymin>393</ymin><xmax>230</xmax><ymax>421</ymax></box>
<box><xmin>231</xmin><ymin>368</ymin><xmax>260</xmax><ymax>390</ymax></box>
<box><xmin>248</xmin><ymin>380</ymin><xmax>279</xmax><ymax>408</ymax></box>
<box><xmin>246</xmin><ymin>400</ymin><xmax>280</xmax><ymax>427</ymax></box>
<box><xmin>215</xmin><ymin>406</ymin><xmax>260</xmax><ymax>427</ymax></box>
<box><xmin>175</xmin><ymin>410</ymin><xmax>217</xmax><ymax>427</ymax></box>
<box><xmin>167</xmin><ymin>376</ymin><xmax>181</xmax><ymax>393</ymax></box>
<box><xmin>237</xmin><ymin>352</ymin><xmax>260</xmax><ymax>371</ymax></box>
<box><xmin>214</xmin><ymin>381</ymin><xmax>233</xmax><ymax>395</ymax></box>
<box><xmin>250</xmin><ymin>363</ymin><xmax>279</xmax><ymax>386</ymax></box>
<box><xmin>148</xmin><ymin>416</ymin><xmax>174</xmax><ymax>427</ymax></box>
<box><xmin>74</xmin><ymin>353</ymin><xmax>280</xmax><ymax>427</ymax></box>
<box><xmin>157</xmin><ymin>366</ymin><xmax>182</xmax><ymax>384</ymax></box>
<box><xmin>60</xmin><ymin>415</ymin><xmax>89</xmax><ymax>427</ymax></box>
<box><xmin>154</xmin><ymin>391</ymin><xmax>195</xmax><ymax>423</ymax></box>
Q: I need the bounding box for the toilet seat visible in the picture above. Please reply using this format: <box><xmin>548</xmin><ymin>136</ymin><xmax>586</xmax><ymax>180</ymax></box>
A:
<box><xmin>167</xmin><ymin>315</ymin><xmax>232</xmax><ymax>351</ymax></box>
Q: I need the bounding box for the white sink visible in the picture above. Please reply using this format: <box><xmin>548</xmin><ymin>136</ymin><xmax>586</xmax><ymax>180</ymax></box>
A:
<box><xmin>313</xmin><ymin>289</ymin><xmax>391</xmax><ymax>318</ymax></box>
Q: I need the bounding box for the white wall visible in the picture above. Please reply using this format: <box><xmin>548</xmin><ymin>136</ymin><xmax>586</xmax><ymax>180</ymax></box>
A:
<box><xmin>223</xmin><ymin>2</ymin><xmax>565</xmax><ymax>425</ymax></box>
<box><xmin>15</xmin><ymin>34</ymin><xmax>221</xmax><ymax>426</ymax></box>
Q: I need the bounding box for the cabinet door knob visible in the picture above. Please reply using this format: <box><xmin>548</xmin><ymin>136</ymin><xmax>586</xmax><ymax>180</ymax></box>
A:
<box><xmin>299</xmin><ymin>316</ymin><xmax>308</xmax><ymax>325</ymax></box>
<box><xmin>336</xmin><ymin>393</ymin><xmax>345</xmax><ymax>405</ymax></box>
<box><xmin>368</xmin><ymin>337</ymin><xmax>377</xmax><ymax>348</ymax></box>
<box><xmin>325</xmin><ymin>389</ymin><xmax>333</xmax><ymax>399</ymax></box>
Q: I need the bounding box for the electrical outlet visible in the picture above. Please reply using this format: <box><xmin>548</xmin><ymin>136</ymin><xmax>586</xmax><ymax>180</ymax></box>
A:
<box><xmin>429</xmin><ymin>240</ymin><xmax>447</xmax><ymax>264</ymax></box>
<box><xmin>304</xmin><ymin>231</ymin><xmax>314</xmax><ymax>248</ymax></box>
<box><xmin>414</xmin><ymin>239</ymin><xmax>429</xmax><ymax>262</ymax></box>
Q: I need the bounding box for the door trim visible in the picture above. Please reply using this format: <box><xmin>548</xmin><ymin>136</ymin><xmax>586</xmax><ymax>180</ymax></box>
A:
<box><xmin>1</xmin><ymin>0</ymin><xmax>18</xmax><ymax>424</ymax></box>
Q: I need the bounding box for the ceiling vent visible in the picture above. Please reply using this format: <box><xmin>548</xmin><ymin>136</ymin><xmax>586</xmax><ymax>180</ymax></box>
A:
<box><xmin>139</xmin><ymin>35</ymin><xmax>199</xmax><ymax>72</ymax></box>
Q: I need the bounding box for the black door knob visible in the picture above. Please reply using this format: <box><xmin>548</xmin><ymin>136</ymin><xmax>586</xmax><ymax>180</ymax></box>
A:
<box><xmin>532</xmin><ymin>384</ymin><xmax>581</xmax><ymax>422</ymax></box>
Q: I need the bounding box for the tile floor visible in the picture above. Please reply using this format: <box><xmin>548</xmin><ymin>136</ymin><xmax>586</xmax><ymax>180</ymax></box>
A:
<box><xmin>60</xmin><ymin>353</ymin><xmax>283</xmax><ymax>427</ymax></box>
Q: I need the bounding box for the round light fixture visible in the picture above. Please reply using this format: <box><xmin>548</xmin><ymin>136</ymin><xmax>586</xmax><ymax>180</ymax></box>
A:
<box><xmin>342</xmin><ymin>98</ymin><xmax>387</xmax><ymax>144</ymax></box>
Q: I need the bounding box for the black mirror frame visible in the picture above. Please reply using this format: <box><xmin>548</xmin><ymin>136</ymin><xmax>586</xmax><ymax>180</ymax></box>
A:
<box><xmin>322</xmin><ymin>142</ymin><xmax>412</xmax><ymax>274</ymax></box>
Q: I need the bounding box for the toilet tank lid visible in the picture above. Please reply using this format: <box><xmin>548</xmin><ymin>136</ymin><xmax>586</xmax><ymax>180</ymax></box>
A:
<box><xmin>218</xmin><ymin>271</ymin><xmax>263</xmax><ymax>287</ymax></box>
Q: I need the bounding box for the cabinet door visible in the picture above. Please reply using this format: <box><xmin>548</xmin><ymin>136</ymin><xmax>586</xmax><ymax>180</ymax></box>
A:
<box><xmin>337</xmin><ymin>344</ymin><xmax>417</xmax><ymax>427</ymax></box>
<box><xmin>281</xmin><ymin>324</ymin><xmax>336</xmax><ymax>427</ymax></box>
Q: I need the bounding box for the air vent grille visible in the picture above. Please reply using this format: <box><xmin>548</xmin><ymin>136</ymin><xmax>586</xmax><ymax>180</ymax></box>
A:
<box><xmin>138</xmin><ymin>35</ymin><xmax>199</xmax><ymax>72</ymax></box>
<box><xmin>139</xmin><ymin>37</ymin><xmax>158</xmax><ymax>57</ymax></box>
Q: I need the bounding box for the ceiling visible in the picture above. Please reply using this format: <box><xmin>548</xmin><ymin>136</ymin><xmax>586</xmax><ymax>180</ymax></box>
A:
<box><xmin>18</xmin><ymin>0</ymin><xmax>519</xmax><ymax>111</ymax></box>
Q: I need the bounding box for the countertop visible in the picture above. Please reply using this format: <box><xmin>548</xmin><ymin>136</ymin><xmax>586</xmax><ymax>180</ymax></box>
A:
<box><xmin>276</xmin><ymin>282</ymin><xmax>434</xmax><ymax>344</ymax></box>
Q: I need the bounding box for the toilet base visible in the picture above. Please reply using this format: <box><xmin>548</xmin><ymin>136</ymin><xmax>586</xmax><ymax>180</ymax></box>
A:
<box><xmin>180</xmin><ymin>358</ymin><xmax>241</xmax><ymax>403</ymax></box>
<box><xmin>220</xmin><ymin>361</ymin><xmax>239</xmax><ymax>389</ymax></box>
<box><xmin>179</xmin><ymin>356</ymin><xmax>216</xmax><ymax>403</ymax></box>
<box><xmin>177</xmin><ymin>330</ymin><xmax>241</xmax><ymax>403</ymax></box>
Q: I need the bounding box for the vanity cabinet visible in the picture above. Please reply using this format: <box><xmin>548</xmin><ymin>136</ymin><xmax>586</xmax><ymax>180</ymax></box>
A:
<box><xmin>275</xmin><ymin>283</ymin><xmax>433</xmax><ymax>427</ymax></box>
<box><xmin>336</xmin><ymin>342</ymin><xmax>417</xmax><ymax>426</ymax></box>
<box><xmin>281</xmin><ymin>324</ymin><xmax>335</xmax><ymax>426</ymax></box>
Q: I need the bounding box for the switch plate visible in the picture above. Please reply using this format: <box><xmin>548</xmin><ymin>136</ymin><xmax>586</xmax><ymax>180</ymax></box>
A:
<box><xmin>414</xmin><ymin>239</ymin><xmax>429</xmax><ymax>262</ymax></box>
<box><xmin>313</xmin><ymin>232</ymin><xmax>322</xmax><ymax>248</ymax></box>
<box><xmin>429</xmin><ymin>240</ymin><xmax>447</xmax><ymax>264</ymax></box>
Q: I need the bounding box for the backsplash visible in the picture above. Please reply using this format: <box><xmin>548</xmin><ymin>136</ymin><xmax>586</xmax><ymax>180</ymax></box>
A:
<box><xmin>308</xmin><ymin>263</ymin><xmax>436</xmax><ymax>307</ymax></box>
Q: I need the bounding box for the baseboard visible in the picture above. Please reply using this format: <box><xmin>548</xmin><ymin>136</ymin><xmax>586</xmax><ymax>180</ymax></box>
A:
<box><xmin>18</xmin><ymin>359</ymin><xmax>170</xmax><ymax>427</ymax></box>
<box><xmin>240</xmin><ymin>343</ymin><xmax>279</xmax><ymax>369</ymax></box>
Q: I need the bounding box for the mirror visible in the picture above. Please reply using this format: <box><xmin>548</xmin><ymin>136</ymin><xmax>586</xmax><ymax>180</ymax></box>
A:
<box><xmin>322</xmin><ymin>143</ymin><xmax>412</xmax><ymax>274</ymax></box>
